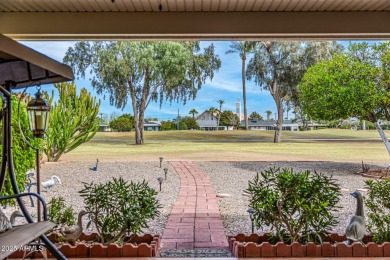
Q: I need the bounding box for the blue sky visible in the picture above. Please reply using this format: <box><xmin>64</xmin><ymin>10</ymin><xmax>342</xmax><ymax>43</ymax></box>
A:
<box><xmin>20</xmin><ymin>40</ymin><xmax>276</xmax><ymax>121</ymax></box>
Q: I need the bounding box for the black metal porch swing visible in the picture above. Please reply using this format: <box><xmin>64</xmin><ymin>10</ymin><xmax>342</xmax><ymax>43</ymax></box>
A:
<box><xmin>0</xmin><ymin>34</ymin><xmax>74</xmax><ymax>259</ymax></box>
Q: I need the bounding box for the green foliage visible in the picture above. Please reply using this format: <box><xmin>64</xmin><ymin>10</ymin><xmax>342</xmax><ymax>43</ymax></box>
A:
<box><xmin>249</xmin><ymin>111</ymin><xmax>263</xmax><ymax>121</ymax></box>
<box><xmin>360</xmin><ymin>120</ymin><xmax>375</xmax><ymax>130</ymax></box>
<box><xmin>220</xmin><ymin>110</ymin><xmax>240</xmax><ymax>126</ymax></box>
<box><xmin>246</xmin><ymin>167</ymin><xmax>340</xmax><ymax>244</ymax></box>
<box><xmin>299</xmin><ymin>42</ymin><xmax>390</xmax><ymax>124</ymax></box>
<box><xmin>180</xmin><ymin>116</ymin><xmax>199</xmax><ymax>130</ymax></box>
<box><xmin>179</xmin><ymin>121</ymin><xmax>188</xmax><ymax>130</ymax></box>
<box><xmin>44</xmin><ymin>82</ymin><xmax>100</xmax><ymax>162</ymax></box>
<box><xmin>0</xmin><ymin>96</ymin><xmax>40</xmax><ymax>200</ymax></box>
<box><xmin>247</xmin><ymin>42</ymin><xmax>341</xmax><ymax>142</ymax></box>
<box><xmin>47</xmin><ymin>197</ymin><xmax>76</xmax><ymax>226</ymax></box>
<box><xmin>79</xmin><ymin>177</ymin><xmax>161</xmax><ymax>245</ymax></box>
<box><xmin>160</xmin><ymin>121</ymin><xmax>173</xmax><ymax>131</ymax></box>
<box><xmin>109</xmin><ymin>114</ymin><xmax>134</xmax><ymax>132</ymax></box>
<box><xmin>365</xmin><ymin>179</ymin><xmax>390</xmax><ymax>243</ymax></box>
<box><xmin>64</xmin><ymin>41</ymin><xmax>221</xmax><ymax>144</ymax></box>
<box><xmin>189</xmin><ymin>109</ymin><xmax>198</xmax><ymax>118</ymax></box>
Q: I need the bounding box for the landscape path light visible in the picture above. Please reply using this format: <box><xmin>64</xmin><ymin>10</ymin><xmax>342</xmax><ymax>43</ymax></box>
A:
<box><xmin>159</xmin><ymin>157</ymin><xmax>163</xmax><ymax>168</ymax></box>
<box><xmin>164</xmin><ymin>168</ymin><xmax>168</xmax><ymax>180</ymax></box>
<box><xmin>247</xmin><ymin>208</ymin><xmax>256</xmax><ymax>234</ymax></box>
<box><xmin>157</xmin><ymin>177</ymin><xmax>164</xmax><ymax>191</ymax></box>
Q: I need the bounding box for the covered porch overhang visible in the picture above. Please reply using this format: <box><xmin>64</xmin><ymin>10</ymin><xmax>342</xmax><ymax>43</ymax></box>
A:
<box><xmin>0</xmin><ymin>0</ymin><xmax>389</xmax><ymax>41</ymax></box>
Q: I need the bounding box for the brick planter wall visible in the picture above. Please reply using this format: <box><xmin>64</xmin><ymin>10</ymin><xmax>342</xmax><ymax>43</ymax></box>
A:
<box><xmin>8</xmin><ymin>233</ymin><xmax>160</xmax><ymax>258</ymax></box>
<box><xmin>229</xmin><ymin>233</ymin><xmax>390</xmax><ymax>258</ymax></box>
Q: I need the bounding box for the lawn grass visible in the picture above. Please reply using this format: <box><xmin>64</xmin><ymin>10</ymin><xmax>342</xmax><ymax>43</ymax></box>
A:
<box><xmin>92</xmin><ymin>129</ymin><xmax>387</xmax><ymax>141</ymax></box>
<box><xmin>61</xmin><ymin>129</ymin><xmax>390</xmax><ymax>163</ymax></box>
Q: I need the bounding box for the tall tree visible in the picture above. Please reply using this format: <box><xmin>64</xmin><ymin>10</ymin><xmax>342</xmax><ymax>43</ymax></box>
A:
<box><xmin>247</xmin><ymin>41</ymin><xmax>341</xmax><ymax>143</ymax></box>
<box><xmin>248</xmin><ymin>111</ymin><xmax>263</xmax><ymax>121</ymax></box>
<box><xmin>216</xmin><ymin>100</ymin><xmax>225</xmax><ymax>131</ymax></box>
<box><xmin>265</xmin><ymin>110</ymin><xmax>272</xmax><ymax>121</ymax></box>
<box><xmin>64</xmin><ymin>42</ymin><xmax>221</xmax><ymax>144</ymax></box>
<box><xmin>220</xmin><ymin>110</ymin><xmax>240</xmax><ymax>127</ymax></box>
<box><xmin>226</xmin><ymin>41</ymin><xmax>257</xmax><ymax>130</ymax></box>
<box><xmin>189</xmin><ymin>109</ymin><xmax>198</xmax><ymax>119</ymax></box>
<box><xmin>299</xmin><ymin>42</ymin><xmax>390</xmax><ymax>157</ymax></box>
<box><xmin>44</xmin><ymin>82</ymin><xmax>100</xmax><ymax>161</ymax></box>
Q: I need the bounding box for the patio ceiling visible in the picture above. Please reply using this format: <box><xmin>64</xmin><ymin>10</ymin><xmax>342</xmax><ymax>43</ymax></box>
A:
<box><xmin>0</xmin><ymin>34</ymin><xmax>74</xmax><ymax>88</ymax></box>
<box><xmin>0</xmin><ymin>0</ymin><xmax>389</xmax><ymax>40</ymax></box>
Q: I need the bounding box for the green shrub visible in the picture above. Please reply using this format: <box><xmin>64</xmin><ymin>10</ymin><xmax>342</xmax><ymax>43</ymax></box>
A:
<box><xmin>47</xmin><ymin>197</ymin><xmax>76</xmax><ymax>226</ymax></box>
<box><xmin>160</xmin><ymin>121</ymin><xmax>173</xmax><ymax>131</ymax></box>
<box><xmin>365</xmin><ymin>179</ymin><xmax>390</xmax><ymax>243</ymax></box>
<box><xmin>79</xmin><ymin>177</ymin><xmax>161</xmax><ymax>245</ymax></box>
<box><xmin>109</xmin><ymin>114</ymin><xmax>134</xmax><ymax>132</ymax></box>
<box><xmin>0</xmin><ymin>96</ymin><xmax>40</xmax><ymax>200</ymax></box>
<box><xmin>44</xmin><ymin>82</ymin><xmax>100</xmax><ymax>162</ymax></box>
<box><xmin>246</xmin><ymin>167</ymin><xmax>340</xmax><ymax>244</ymax></box>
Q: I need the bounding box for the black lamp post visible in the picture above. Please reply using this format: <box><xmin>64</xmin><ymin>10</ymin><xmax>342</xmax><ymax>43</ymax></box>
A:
<box><xmin>159</xmin><ymin>157</ymin><xmax>163</xmax><ymax>168</ymax></box>
<box><xmin>26</xmin><ymin>87</ymin><xmax>51</xmax><ymax>222</ymax></box>
<box><xmin>247</xmin><ymin>208</ymin><xmax>255</xmax><ymax>234</ymax></box>
<box><xmin>157</xmin><ymin>177</ymin><xmax>164</xmax><ymax>191</ymax></box>
<box><xmin>163</xmin><ymin>168</ymin><xmax>168</xmax><ymax>180</ymax></box>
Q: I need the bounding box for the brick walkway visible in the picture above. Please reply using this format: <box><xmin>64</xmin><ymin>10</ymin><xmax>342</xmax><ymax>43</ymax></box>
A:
<box><xmin>161</xmin><ymin>161</ymin><xmax>229</xmax><ymax>251</ymax></box>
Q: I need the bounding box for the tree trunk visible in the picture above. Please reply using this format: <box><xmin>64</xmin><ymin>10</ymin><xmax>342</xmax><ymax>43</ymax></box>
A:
<box><xmin>374</xmin><ymin>122</ymin><xmax>390</xmax><ymax>156</ymax></box>
<box><xmin>134</xmin><ymin>117</ymin><xmax>142</xmax><ymax>145</ymax></box>
<box><xmin>242</xmin><ymin>57</ymin><xmax>248</xmax><ymax>130</ymax></box>
<box><xmin>274</xmin><ymin>96</ymin><xmax>284</xmax><ymax>143</ymax></box>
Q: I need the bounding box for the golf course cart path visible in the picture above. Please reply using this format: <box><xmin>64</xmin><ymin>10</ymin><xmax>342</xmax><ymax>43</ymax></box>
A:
<box><xmin>160</xmin><ymin>161</ymin><xmax>229</xmax><ymax>253</ymax></box>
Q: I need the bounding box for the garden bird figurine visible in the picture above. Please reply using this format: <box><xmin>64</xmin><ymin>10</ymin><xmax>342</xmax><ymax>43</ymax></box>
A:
<box><xmin>42</xmin><ymin>175</ymin><xmax>62</xmax><ymax>191</ymax></box>
<box><xmin>89</xmin><ymin>159</ymin><xmax>99</xmax><ymax>171</ymax></box>
<box><xmin>10</xmin><ymin>210</ymin><xmax>24</xmax><ymax>226</ymax></box>
<box><xmin>60</xmin><ymin>210</ymin><xmax>87</xmax><ymax>245</ymax></box>
<box><xmin>0</xmin><ymin>208</ymin><xmax>12</xmax><ymax>233</ymax></box>
<box><xmin>345</xmin><ymin>190</ymin><xmax>365</xmax><ymax>245</ymax></box>
<box><xmin>0</xmin><ymin>209</ymin><xmax>24</xmax><ymax>233</ymax></box>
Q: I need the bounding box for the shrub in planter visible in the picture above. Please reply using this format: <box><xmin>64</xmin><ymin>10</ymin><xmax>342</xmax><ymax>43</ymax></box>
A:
<box><xmin>48</xmin><ymin>197</ymin><xmax>76</xmax><ymax>227</ymax></box>
<box><xmin>365</xmin><ymin>179</ymin><xmax>390</xmax><ymax>244</ymax></box>
<box><xmin>79</xmin><ymin>177</ymin><xmax>161</xmax><ymax>245</ymax></box>
<box><xmin>246</xmin><ymin>167</ymin><xmax>340</xmax><ymax>244</ymax></box>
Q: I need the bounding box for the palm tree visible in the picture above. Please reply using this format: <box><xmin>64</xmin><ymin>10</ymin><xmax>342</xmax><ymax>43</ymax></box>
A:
<box><xmin>226</xmin><ymin>41</ymin><xmax>257</xmax><ymax>130</ymax></box>
<box><xmin>189</xmin><ymin>109</ymin><xmax>198</xmax><ymax>119</ymax></box>
<box><xmin>217</xmin><ymin>100</ymin><xmax>225</xmax><ymax>131</ymax></box>
<box><xmin>265</xmin><ymin>110</ymin><xmax>272</xmax><ymax>121</ymax></box>
<box><xmin>208</xmin><ymin>107</ymin><xmax>218</xmax><ymax>130</ymax></box>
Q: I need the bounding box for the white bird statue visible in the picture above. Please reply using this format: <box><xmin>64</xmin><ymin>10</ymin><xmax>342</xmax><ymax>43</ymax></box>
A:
<box><xmin>0</xmin><ymin>209</ymin><xmax>24</xmax><ymax>233</ymax></box>
<box><xmin>0</xmin><ymin>208</ymin><xmax>12</xmax><ymax>233</ymax></box>
<box><xmin>42</xmin><ymin>175</ymin><xmax>62</xmax><ymax>191</ymax></box>
<box><xmin>10</xmin><ymin>210</ymin><xmax>24</xmax><ymax>226</ymax></box>
<box><xmin>345</xmin><ymin>190</ymin><xmax>365</xmax><ymax>245</ymax></box>
<box><xmin>60</xmin><ymin>210</ymin><xmax>87</xmax><ymax>245</ymax></box>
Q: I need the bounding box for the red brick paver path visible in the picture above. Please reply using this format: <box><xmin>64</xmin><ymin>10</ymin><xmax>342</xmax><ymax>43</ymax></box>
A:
<box><xmin>161</xmin><ymin>161</ymin><xmax>228</xmax><ymax>251</ymax></box>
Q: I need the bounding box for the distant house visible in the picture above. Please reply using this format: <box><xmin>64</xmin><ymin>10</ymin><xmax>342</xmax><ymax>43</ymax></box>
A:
<box><xmin>196</xmin><ymin>110</ymin><xmax>227</xmax><ymax>131</ymax></box>
<box><xmin>99</xmin><ymin>124</ymin><xmax>111</xmax><ymax>132</ymax></box>
<box><xmin>241</xmin><ymin>118</ymin><xmax>299</xmax><ymax>131</ymax></box>
<box><xmin>144</xmin><ymin>120</ymin><xmax>161</xmax><ymax>131</ymax></box>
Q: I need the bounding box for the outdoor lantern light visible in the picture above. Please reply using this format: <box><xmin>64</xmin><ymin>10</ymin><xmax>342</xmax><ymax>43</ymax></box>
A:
<box><xmin>247</xmin><ymin>208</ymin><xmax>256</xmax><ymax>234</ymax></box>
<box><xmin>163</xmin><ymin>168</ymin><xmax>168</xmax><ymax>180</ymax></box>
<box><xmin>159</xmin><ymin>157</ymin><xmax>163</xmax><ymax>168</ymax></box>
<box><xmin>157</xmin><ymin>177</ymin><xmax>164</xmax><ymax>191</ymax></box>
<box><xmin>27</xmin><ymin>87</ymin><xmax>51</xmax><ymax>138</ymax></box>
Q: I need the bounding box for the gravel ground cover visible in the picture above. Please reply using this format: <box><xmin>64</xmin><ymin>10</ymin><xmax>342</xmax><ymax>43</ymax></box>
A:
<box><xmin>197</xmin><ymin>161</ymin><xmax>386</xmax><ymax>236</ymax></box>
<box><xmin>3</xmin><ymin>161</ymin><xmax>180</xmax><ymax>235</ymax></box>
